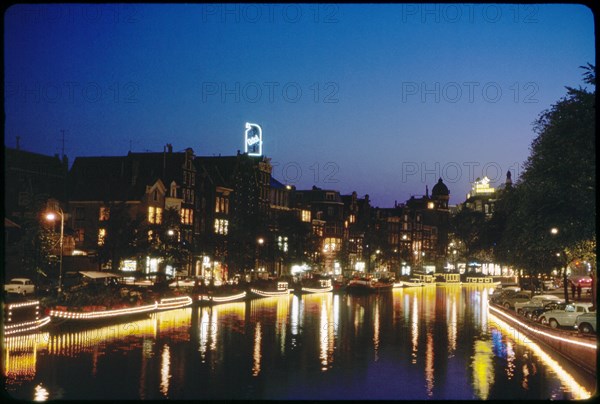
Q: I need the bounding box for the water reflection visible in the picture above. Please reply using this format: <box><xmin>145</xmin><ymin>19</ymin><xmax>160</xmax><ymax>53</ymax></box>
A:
<box><xmin>488</xmin><ymin>310</ymin><xmax>592</xmax><ymax>399</ymax></box>
<box><xmin>411</xmin><ymin>294</ymin><xmax>418</xmax><ymax>364</ymax></box>
<box><xmin>3</xmin><ymin>286</ymin><xmax>594</xmax><ymax>400</ymax></box>
<box><xmin>160</xmin><ymin>344</ymin><xmax>171</xmax><ymax>397</ymax></box>
<box><xmin>33</xmin><ymin>383</ymin><xmax>48</xmax><ymax>401</ymax></box>
<box><xmin>373</xmin><ymin>300</ymin><xmax>380</xmax><ymax>362</ymax></box>
<box><xmin>471</xmin><ymin>339</ymin><xmax>494</xmax><ymax>399</ymax></box>
<box><xmin>447</xmin><ymin>297</ymin><xmax>457</xmax><ymax>355</ymax></box>
<box><xmin>252</xmin><ymin>322</ymin><xmax>261</xmax><ymax>377</ymax></box>
<box><xmin>425</xmin><ymin>333</ymin><xmax>434</xmax><ymax>397</ymax></box>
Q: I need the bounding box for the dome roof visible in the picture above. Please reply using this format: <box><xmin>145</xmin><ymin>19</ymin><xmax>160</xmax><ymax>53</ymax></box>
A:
<box><xmin>431</xmin><ymin>178</ymin><xmax>449</xmax><ymax>196</ymax></box>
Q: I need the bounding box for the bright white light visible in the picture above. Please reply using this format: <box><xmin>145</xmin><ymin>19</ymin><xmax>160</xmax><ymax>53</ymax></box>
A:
<box><xmin>45</xmin><ymin>213</ymin><xmax>56</xmax><ymax>221</ymax></box>
<box><xmin>245</xmin><ymin>122</ymin><xmax>263</xmax><ymax>156</ymax></box>
<box><xmin>34</xmin><ymin>384</ymin><xmax>49</xmax><ymax>401</ymax></box>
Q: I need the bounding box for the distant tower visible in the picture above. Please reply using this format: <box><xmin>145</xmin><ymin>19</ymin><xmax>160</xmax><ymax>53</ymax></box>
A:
<box><xmin>425</xmin><ymin>185</ymin><xmax>429</xmax><ymax>198</ymax></box>
<box><xmin>431</xmin><ymin>178</ymin><xmax>450</xmax><ymax>209</ymax></box>
<box><xmin>505</xmin><ymin>170</ymin><xmax>513</xmax><ymax>188</ymax></box>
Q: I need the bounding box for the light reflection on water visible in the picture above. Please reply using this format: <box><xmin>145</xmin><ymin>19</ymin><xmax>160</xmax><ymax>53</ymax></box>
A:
<box><xmin>2</xmin><ymin>287</ymin><xmax>595</xmax><ymax>400</ymax></box>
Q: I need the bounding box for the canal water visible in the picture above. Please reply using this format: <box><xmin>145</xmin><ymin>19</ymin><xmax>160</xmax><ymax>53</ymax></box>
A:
<box><xmin>3</xmin><ymin>286</ymin><xmax>595</xmax><ymax>400</ymax></box>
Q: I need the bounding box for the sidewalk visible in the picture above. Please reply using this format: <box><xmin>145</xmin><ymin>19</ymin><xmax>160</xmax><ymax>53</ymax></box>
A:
<box><xmin>543</xmin><ymin>287</ymin><xmax>594</xmax><ymax>303</ymax></box>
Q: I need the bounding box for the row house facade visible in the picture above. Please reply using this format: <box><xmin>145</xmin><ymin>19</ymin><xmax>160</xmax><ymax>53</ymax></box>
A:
<box><xmin>341</xmin><ymin>192</ymin><xmax>371</xmax><ymax>273</ymax></box>
<box><xmin>195</xmin><ymin>152</ymin><xmax>273</xmax><ymax>280</ymax></box>
<box><xmin>293</xmin><ymin>186</ymin><xmax>346</xmax><ymax>274</ymax></box>
<box><xmin>369</xmin><ymin>178</ymin><xmax>450</xmax><ymax>275</ymax></box>
<box><xmin>68</xmin><ymin>145</ymin><xmax>196</xmax><ymax>275</ymax></box>
<box><xmin>6</xmin><ymin>144</ymin><xmax>454</xmax><ymax>280</ymax></box>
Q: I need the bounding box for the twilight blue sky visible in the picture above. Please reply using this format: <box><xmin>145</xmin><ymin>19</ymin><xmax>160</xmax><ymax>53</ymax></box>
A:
<box><xmin>4</xmin><ymin>4</ymin><xmax>595</xmax><ymax>207</ymax></box>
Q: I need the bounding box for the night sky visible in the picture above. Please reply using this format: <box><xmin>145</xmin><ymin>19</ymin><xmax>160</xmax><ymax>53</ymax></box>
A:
<box><xmin>4</xmin><ymin>4</ymin><xmax>595</xmax><ymax>207</ymax></box>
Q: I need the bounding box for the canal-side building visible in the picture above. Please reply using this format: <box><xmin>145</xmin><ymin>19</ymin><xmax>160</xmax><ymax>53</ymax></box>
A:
<box><xmin>293</xmin><ymin>186</ymin><xmax>346</xmax><ymax>275</ymax></box>
<box><xmin>341</xmin><ymin>192</ymin><xmax>371</xmax><ymax>274</ymax></box>
<box><xmin>67</xmin><ymin>145</ymin><xmax>197</xmax><ymax>275</ymax></box>
<box><xmin>195</xmin><ymin>152</ymin><xmax>273</xmax><ymax>279</ymax></box>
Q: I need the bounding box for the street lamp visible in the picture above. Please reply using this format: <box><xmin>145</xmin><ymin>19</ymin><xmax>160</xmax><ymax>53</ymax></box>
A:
<box><xmin>550</xmin><ymin>227</ymin><xmax>569</xmax><ymax>303</ymax></box>
<box><xmin>46</xmin><ymin>208</ymin><xmax>64</xmax><ymax>293</ymax></box>
<box><xmin>256</xmin><ymin>237</ymin><xmax>265</xmax><ymax>274</ymax></box>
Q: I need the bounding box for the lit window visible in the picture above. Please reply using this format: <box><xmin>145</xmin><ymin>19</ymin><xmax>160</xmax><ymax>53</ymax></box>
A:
<box><xmin>349</xmin><ymin>214</ymin><xmax>356</xmax><ymax>223</ymax></box>
<box><xmin>277</xmin><ymin>236</ymin><xmax>288</xmax><ymax>252</ymax></box>
<box><xmin>323</xmin><ymin>237</ymin><xmax>340</xmax><ymax>252</ymax></box>
<box><xmin>301</xmin><ymin>210</ymin><xmax>311</xmax><ymax>222</ymax></box>
<box><xmin>180</xmin><ymin>208</ymin><xmax>193</xmax><ymax>225</ymax></box>
<box><xmin>99</xmin><ymin>207</ymin><xmax>110</xmax><ymax>221</ymax></box>
<box><xmin>98</xmin><ymin>228</ymin><xmax>106</xmax><ymax>246</ymax></box>
<box><xmin>148</xmin><ymin>230</ymin><xmax>153</xmax><ymax>242</ymax></box>
<box><xmin>214</xmin><ymin>219</ymin><xmax>228</xmax><ymax>235</ymax></box>
<box><xmin>427</xmin><ymin>202</ymin><xmax>435</xmax><ymax>209</ymax></box>
<box><xmin>148</xmin><ymin>206</ymin><xmax>163</xmax><ymax>224</ymax></box>
<box><xmin>215</xmin><ymin>197</ymin><xmax>221</xmax><ymax>213</ymax></box>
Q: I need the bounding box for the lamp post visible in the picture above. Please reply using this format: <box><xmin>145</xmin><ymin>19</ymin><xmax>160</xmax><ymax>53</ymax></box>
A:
<box><xmin>550</xmin><ymin>227</ymin><xmax>569</xmax><ymax>304</ymax></box>
<box><xmin>46</xmin><ymin>209</ymin><xmax>64</xmax><ymax>293</ymax></box>
<box><xmin>256</xmin><ymin>237</ymin><xmax>264</xmax><ymax>275</ymax></box>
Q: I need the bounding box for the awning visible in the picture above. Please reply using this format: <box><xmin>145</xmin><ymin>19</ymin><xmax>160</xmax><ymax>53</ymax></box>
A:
<box><xmin>79</xmin><ymin>271</ymin><xmax>121</xmax><ymax>279</ymax></box>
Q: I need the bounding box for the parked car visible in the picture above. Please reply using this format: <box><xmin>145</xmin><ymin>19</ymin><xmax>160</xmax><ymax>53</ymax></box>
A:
<box><xmin>539</xmin><ymin>302</ymin><xmax>594</xmax><ymax>329</ymax></box>
<box><xmin>4</xmin><ymin>278</ymin><xmax>36</xmax><ymax>295</ymax></box>
<box><xmin>500</xmin><ymin>291</ymin><xmax>533</xmax><ymax>310</ymax></box>
<box><xmin>527</xmin><ymin>302</ymin><xmax>567</xmax><ymax>322</ymax></box>
<box><xmin>490</xmin><ymin>289</ymin><xmax>518</xmax><ymax>305</ymax></box>
<box><xmin>574</xmin><ymin>311</ymin><xmax>597</xmax><ymax>334</ymax></box>
<box><xmin>514</xmin><ymin>294</ymin><xmax>563</xmax><ymax>316</ymax></box>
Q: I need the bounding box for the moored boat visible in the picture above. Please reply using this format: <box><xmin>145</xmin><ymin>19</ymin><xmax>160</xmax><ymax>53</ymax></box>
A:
<box><xmin>249</xmin><ymin>280</ymin><xmax>290</xmax><ymax>298</ymax></box>
<box><xmin>435</xmin><ymin>273</ymin><xmax>462</xmax><ymax>285</ymax></box>
<box><xmin>294</xmin><ymin>277</ymin><xmax>333</xmax><ymax>294</ymax></box>
<box><xmin>464</xmin><ymin>276</ymin><xmax>501</xmax><ymax>286</ymax></box>
<box><xmin>346</xmin><ymin>277</ymin><xmax>393</xmax><ymax>294</ymax></box>
<box><xmin>401</xmin><ymin>278</ymin><xmax>425</xmax><ymax>288</ymax></box>
<box><xmin>198</xmin><ymin>288</ymin><xmax>247</xmax><ymax>304</ymax></box>
<box><xmin>48</xmin><ymin>295</ymin><xmax>193</xmax><ymax>325</ymax></box>
<box><xmin>3</xmin><ymin>299</ymin><xmax>51</xmax><ymax>336</ymax></box>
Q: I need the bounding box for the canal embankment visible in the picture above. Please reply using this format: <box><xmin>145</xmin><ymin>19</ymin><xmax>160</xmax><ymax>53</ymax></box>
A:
<box><xmin>489</xmin><ymin>304</ymin><xmax>597</xmax><ymax>378</ymax></box>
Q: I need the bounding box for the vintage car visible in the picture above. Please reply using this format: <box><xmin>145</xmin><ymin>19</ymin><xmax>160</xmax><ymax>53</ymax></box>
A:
<box><xmin>574</xmin><ymin>311</ymin><xmax>596</xmax><ymax>334</ymax></box>
<box><xmin>539</xmin><ymin>302</ymin><xmax>595</xmax><ymax>329</ymax></box>
<box><xmin>514</xmin><ymin>294</ymin><xmax>563</xmax><ymax>316</ymax></box>
<box><xmin>4</xmin><ymin>278</ymin><xmax>36</xmax><ymax>295</ymax></box>
<box><xmin>527</xmin><ymin>302</ymin><xmax>566</xmax><ymax>322</ymax></box>
<box><xmin>500</xmin><ymin>291</ymin><xmax>533</xmax><ymax>310</ymax></box>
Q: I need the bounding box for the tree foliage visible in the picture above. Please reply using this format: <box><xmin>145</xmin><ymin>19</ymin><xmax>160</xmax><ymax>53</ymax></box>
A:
<box><xmin>494</xmin><ymin>64</ymin><xmax>595</xmax><ymax>274</ymax></box>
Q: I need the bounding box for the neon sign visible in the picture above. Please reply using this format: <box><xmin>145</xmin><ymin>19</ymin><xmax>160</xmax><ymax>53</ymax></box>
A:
<box><xmin>244</xmin><ymin>122</ymin><xmax>262</xmax><ymax>156</ymax></box>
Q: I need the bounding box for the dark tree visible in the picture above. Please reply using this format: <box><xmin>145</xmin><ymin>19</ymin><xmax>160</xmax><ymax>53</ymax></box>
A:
<box><xmin>497</xmin><ymin>64</ymin><xmax>595</xmax><ymax>298</ymax></box>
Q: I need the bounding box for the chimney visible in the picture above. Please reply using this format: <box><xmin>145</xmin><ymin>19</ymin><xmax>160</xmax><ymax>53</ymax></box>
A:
<box><xmin>167</xmin><ymin>144</ymin><xmax>173</xmax><ymax>153</ymax></box>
